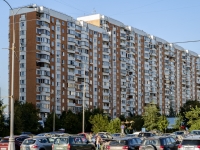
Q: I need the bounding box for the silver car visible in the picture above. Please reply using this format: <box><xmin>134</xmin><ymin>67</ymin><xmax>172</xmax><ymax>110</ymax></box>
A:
<box><xmin>20</xmin><ymin>137</ymin><xmax>52</xmax><ymax>150</ymax></box>
<box><xmin>178</xmin><ymin>135</ymin><xmax>200</xmax><ymax>150</ymax></box>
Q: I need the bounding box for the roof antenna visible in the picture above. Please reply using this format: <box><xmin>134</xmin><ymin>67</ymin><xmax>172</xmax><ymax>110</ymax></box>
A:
<box><xmin>93</xmin><ymin>8</ymin><xmax>96</xmax><ymax>14</ymax></box>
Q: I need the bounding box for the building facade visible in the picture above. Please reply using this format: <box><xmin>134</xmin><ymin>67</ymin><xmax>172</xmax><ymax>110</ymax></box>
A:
<box><xmin>8</xmin><ymin>5</ymin><xmax>200</xmax><ymax>120</ymax></box>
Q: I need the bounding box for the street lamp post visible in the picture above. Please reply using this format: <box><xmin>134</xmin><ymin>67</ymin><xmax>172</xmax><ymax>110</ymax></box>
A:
<box><xmin>82</xmin><ymin>63</ymin><xmax>86</xmax><ymax>133</ymax></box>
<box><xmin>82</xmin><ymin>62</ymin><xmax>92</xmax><ymax>133</ymax></box>
<box><xmin>2</xmin><ymin>1</ymin><xmax>36</xmax><ymax>150</ymax></box>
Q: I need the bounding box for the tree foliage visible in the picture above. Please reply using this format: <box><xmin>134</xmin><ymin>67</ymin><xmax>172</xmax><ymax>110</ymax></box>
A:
<box><xmin>106</xmin><ymin>118</ymin><xmax>121</xmax><ymax>133</ymax></box>
<box><xmin>59</xmin><ymin>110</ymin><xmax>81</xmax><ymax>134</ymax></box>
<box><xmin>126</xmin><ymin>115</ymin><xmax>144</xmax><ymax>131</ymax></box>
<box><xmin>185</xmin><ymin>106</ymin><xmax>200</xmax><ymax>131</ymax></box>
<box><xmin>143</xmin><ymin>104</ymin><xmax>160</xmax><ymax>131</ymax></box>
<box><xmin>89</xmin><ymin>114</ymin><xmax>109</xmax><ymax>133</ymax></box>
<box><xmin>14</xmin><ymin>101</ymin><xmax>40</xmax><ymax>134</ymax></box>
<box><xmin>44</xmin><ymin>112</ymin><xmax>61</xmax><ymax>132</ymax></box>
<box><xmin>157</xmin><ymin>115</ymin><xmax>169</xmax><ymax>133</ymax></box>
<box><xmin>0</xmin><ymin>100</ymin><xmax>9</xmax><ymax>136</ymax></box>
<box><xmin>180</xmin><ymin>100</ymin><xmax>200</xmax><ymax>128</ymax></box>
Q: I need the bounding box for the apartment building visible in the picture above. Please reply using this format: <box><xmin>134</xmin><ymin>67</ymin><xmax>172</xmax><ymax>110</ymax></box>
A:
<box><xmin>8</xmin><ymin>5</ymin><xmax>200</xmax><ymax>120</ymax></box>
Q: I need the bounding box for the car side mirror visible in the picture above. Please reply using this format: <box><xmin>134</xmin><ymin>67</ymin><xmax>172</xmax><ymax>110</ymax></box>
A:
<box><xmin>86</xmin><ymin>141</ymin><xmax>89</xmax><ymax>144</ymax></box>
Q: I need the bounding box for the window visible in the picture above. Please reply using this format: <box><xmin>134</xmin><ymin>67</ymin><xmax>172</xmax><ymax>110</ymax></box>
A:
<box><xmin>57</xmin><ymin>42</ymin><xmax>60</xmax><ymax>47</ymax></box>
<box><xmin>20</xmin><ymin>55</ymin><xmax>25</xmax><ymax>60</ymax></box>
<box><xmin>51</xmin><ymin>26</ymin><xmax>54</xmax><ymax>30</ymax></box>
<box><xmin>51</xmin><ymin>41</ymin><xmax>54</xmax><ymax>46</ymax></box>
<box><xmin>20</xmin><ymin>80</ymin><xmax>25</xmax><ymax>85</ymax></box>
<box><xmin>51</xmin><ymin>18</ymin><xmax>54</xmax><ymax>23</ymax></box>
<box><xmin>20</xmin><ymin>71</ymin><xmax>25</xmax><ymax>76</ymax></box>
<box><xmin>57</xmin><ymin>26</ymin><xmax>60</xmax><ymax>31</ymax></box>
<box><xmin>20</xmin><ymin>88</ymin><xmax>25</xmax><ymax>92</ymax></box>
<box><xmin>20</xmin><ymin>63</ymin><xmax>25</xmax><ymax>68</ymax></box>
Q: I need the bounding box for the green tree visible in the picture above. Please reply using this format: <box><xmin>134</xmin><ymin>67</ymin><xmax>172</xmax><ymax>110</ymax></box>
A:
<box><xmin>129</xmin><ymin>115</ymin><xmax>144</xmax><ymax>131</ymax></box>
<box><xmin>14</xmin><ymin>101</ymin><xmax>40</xmax><ymax>134</ymax></box>
<box><xmin>44</xmin><ymin>112</ymin><xmax>61</xmax><ymax>132</ymax></box>
<box><xmin>143</xmin><ymin>104</ymin><xmax>160</xmax><ymax>131</ymax></box>
<box><xmin>89</xmin><ymin>114</ymin><xmax>109</xmax><ymax>133</ymax></box>
<box><xmin>106</xmin><ymin>118</ymin><xmax>121</xmax><ymax>133</ymax></box>
<box><xmin>185</xmin><ymin>106</ymin><xmax>200</xmax><ymax>131</ymax></box>
<box><xmin>84</xmin><ymin>108</ymin><xmax>104</xmax><ymax>132</ymax></box>
<box><xmin>119</xmin><ymin>115</ymin><xmax>126</xmax><ymax>122</ymax></box>
<box><xmin>180</xmin><ymin>100</ymin><xmax>200</xmax><ymax>128</ymax></box>
<box><xmin>59</xmin><ymin>110</ymin><xmax>81</xmax><ymax>134</ymax></box>
<box><xmin>157</xmin><ymin>115</ymin><xmax>169</xmax><ymax>133</ymax></box>
<box><xmin>0</xmin><ymin>100</ymin><xmax>9</xmax><ymax>136</ymax></box>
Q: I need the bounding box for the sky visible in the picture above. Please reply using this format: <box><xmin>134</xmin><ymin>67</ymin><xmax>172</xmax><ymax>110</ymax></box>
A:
<box><xmin>0</xmin><ymin>0</ymin><xmax>200</xmax><ymax>111</ymax></box>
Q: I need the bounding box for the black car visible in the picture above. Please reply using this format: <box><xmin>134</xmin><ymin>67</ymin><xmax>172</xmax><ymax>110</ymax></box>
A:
<box><xmin>139</xmin><ymin>136</ymin><xmax>179</xmax><ymax>150</ymax></box>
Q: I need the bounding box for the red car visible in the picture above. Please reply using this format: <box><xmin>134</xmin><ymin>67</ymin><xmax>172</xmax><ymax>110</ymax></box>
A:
<box><xmin>0</xmin><ymin>136</ymin><xmax>30</xmax><ymax>150</ymax></box>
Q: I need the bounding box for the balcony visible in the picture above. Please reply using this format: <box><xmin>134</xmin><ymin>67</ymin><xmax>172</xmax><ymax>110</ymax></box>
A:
<box><xmin>103</xmin><ymin>43</ymin><xmax>109</xmax><ymax>48</ymax></box>
<box><xmin>103</xmin><ymin>105</ymin><xmax>109</xmax><ymax>110</ymax></box>
<box><xmin>120</xmin><ymin>41</ymin><xmax>126</xmax><ymax>46</ymax></box>
<box><xmin>102</xmin><ymin>34</ymin><xmax>109</xmax><ymax>42</ymax></box>
<box><xmin>197</xmin><ymin>66</ymin><xmax>200</xmax><ymax>70</ymax></box>
<box><xmin>120</xmin><ymin>33</ymin><xmax>126</xmax><ymax>40</ymax></box>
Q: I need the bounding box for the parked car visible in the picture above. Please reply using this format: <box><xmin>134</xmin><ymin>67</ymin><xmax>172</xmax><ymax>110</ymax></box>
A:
<box><xmin>190</xmin><ymin>130</ymin><xmax>200</xmax><ymax>135</ymax></box>
<box><xmin>105</xmin><ymin>137</ymin><xmax>142</xmax><ymax>150</ymax></box>
<box><xmin>126</xmin><ymin>134</ymin><xmax>136</xmax><ymax>138</ymax></box>
<box><xmin>138</xmin><ymin>132</ymin><xmax>155</xmax><ymax>140</ymax></box>
<box><xmin>139</xmin><ymin>136</ymin><xmax>179</xmax><ymax>150</ymax></box>
<box><xmin>35</xmin><ymin>133</ymin><xmax>52</xmax><ymax>137</ymax></box>
<box><xmin>178</xmin><ymin>135</ymin><xmax>200</xmax><ymax>150</ymax></box>
<box><xmin>52</xmin><ymin>136</ymin><xmax>95</xmax><ymax>150</ymax></box>
<box><xmin>20</xmin><ymin>137</ymin><xmax>52</xmax><ymax>150</ymax></box>
<box><xmin>173</xmin><ymin>131</ymin><xmax>185</xmax><ymax>136</ymax></box>
<box><xmin>111</xmin><ymin>133</ymin><xmax>122</xmax><ymax>137</ymax></box>
<box><xmin>77</xmin><ymin>133</ymin><xmax>89</xmax><ymax>139</ymax></box>
<box><xmin>0</xmin><ymin>136</ymin><xmax>30</xmax><ymax>150</ymax></box>
<box><xmin>98</xmin><ymin>132</ymin><xmax>113</xmax><ymax>141</ymax></box>
<box><xmin>91</xmin><ymin>132</ymin><xmax>113</xmax><ymax>143</ymax></box>
<box><xmin>133</xmin><ymin>132</ymin><xmax>141</xmax><ymax>137</ymax></box>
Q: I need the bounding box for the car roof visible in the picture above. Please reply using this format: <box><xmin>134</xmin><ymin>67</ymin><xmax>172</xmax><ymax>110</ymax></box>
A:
<box><xmin>112</xmin><ymin>137</ymin><xmax>137</xmax><ymax>140</ymax></box>
<box><xmin>183</xmin><ymin>135</ymin><xmax>200</xmax><ymax>140</ymax></box>
<box><xmin>30</xmin><ymin>136</ymin><xmax>51</xmax><ymax>139</ymax></box>
<box><xmin>144</xmin><ymin>136</ymin><xmax>171</xmax><ymax>140</ymax></box>
<box><xmin>4</xmin><ymin>135</ymin><xmax>29</xmax><ymax>139</ymax></box>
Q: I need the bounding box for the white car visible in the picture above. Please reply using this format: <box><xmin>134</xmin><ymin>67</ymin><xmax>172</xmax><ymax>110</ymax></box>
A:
<box><xmin>132</xmin><ymin>132</ymin><xmax>140</xmax><ymax>137</ymax></box>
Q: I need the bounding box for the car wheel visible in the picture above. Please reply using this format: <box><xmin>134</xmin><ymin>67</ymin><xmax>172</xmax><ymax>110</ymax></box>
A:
<box><xmin>91</xmin><ymin>148</ymin><xmax>95</xmax><ymax>150</ymax></box>
<box><xmin>145</xmin><ymin>145</ymin><xmax>157</xmax><ymax>150</ymax></box>
<box><xmin>39</xmin><ymin>148</ymin><xmax>45</xmax><ymax>150</ymax></box>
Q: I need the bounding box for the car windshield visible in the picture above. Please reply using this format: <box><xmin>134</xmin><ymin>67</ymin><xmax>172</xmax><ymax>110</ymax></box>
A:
<box><xmin>135</xmin><ymin>138</ymin><xmax>142</xmax><ymax>144</ymax></box>
<box><xmin>110</xmin><ymin>140</ymin><xmax>128</xmax><ymax>146</ymax></box>
<box><xmin>54</xmin><ymin>138</ymin><xmax>68</xmax><ymax>145</ymax></box>
<box><xmin>129</xmin><ymin>139</ymin><xmax>137</xmax><ymax>145</ymax></box>
<box><xmin>48</xmin><ymin>138</ymin><xmax>56</xmax><ymax>143</ymax></box>
<box><xmin>182</xmin><ymin>140</ymin><xmax>200</xmax><ymax>145</ymax></box>
<box><xmin>23</xmin><ymin>139</ymin><xmax>36</xmax><ymax>145</ymax></box>
<box><xmin>143</xmin><ymin>139</ymin><xmax>159</xmax><ymax>146</ymax></box>
<box><xmin>192</xmin><ymin>131</ymin><xmax>200</xmax><ymax>135</ymax></box>
<box><xmin>176</xmin><ymin>132</ymin><xmax>184</xmax><ymax>135</ymax></box>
